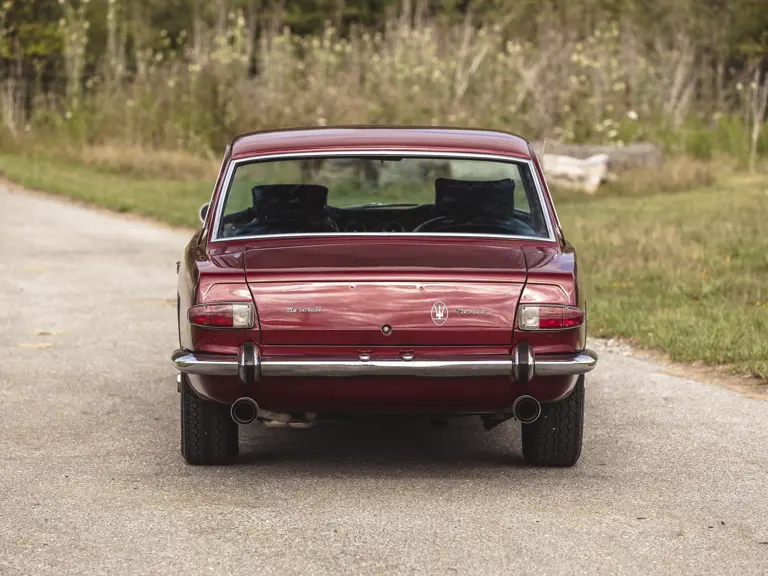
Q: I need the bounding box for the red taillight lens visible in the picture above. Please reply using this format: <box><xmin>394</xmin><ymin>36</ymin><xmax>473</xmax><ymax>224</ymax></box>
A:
<box><xmin>188</xmin><ymin>303</ymin><xmax>254</xmax><ymax>329</ymax></box>
<box><xmin>518</xmin><ymin>305</ymin><xmax>584</xmax><ymax>330</ymax></box>
<box><xmin>561</xmin><ymin>306</ymin><xmax>585</xmax><ymax>328</ymax></box>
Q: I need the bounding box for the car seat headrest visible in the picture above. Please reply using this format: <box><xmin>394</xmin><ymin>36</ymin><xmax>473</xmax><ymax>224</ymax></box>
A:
<box><xmin>434</xmin><ymin>178</ymin><xmax>516</xmax><ymax>217</ymax></box>
<box><xmin>251</xmin><ymin>184</ymin><xmax>329</xmax><ymax>216</ymax></box>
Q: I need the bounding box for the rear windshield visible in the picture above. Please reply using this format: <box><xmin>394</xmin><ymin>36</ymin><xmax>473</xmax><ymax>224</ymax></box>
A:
<box><xmin>215</xmin><ymin>155</ymin><xmax>550</xmax><ymax>239</ymax></box>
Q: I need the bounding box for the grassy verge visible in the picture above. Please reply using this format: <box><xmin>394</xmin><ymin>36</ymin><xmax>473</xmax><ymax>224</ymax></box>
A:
<box><xmin>559</xmin><ymin>176</ymin><xmax>768</xmax><ymax>379</ymax></box>
<box><xmin>1</xmin><ymin>153</ymin><xmax>766</xmax><ymax>379</ymax></box>
<box><xmin>0</xmin><ymin>153</ymin><xmax>211</xmax><ymax>228</ymax></box>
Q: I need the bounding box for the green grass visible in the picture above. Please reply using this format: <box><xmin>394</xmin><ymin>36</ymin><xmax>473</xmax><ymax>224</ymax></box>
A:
<box><xmin>0</xmin><ymin>154</ymin><xmax>211</xmax><ymax>228</ymax></box>
<box><xmin>557</xmin><ymin>176</ymin><xmax>768</xmax><ymax>379</ymax></box>
<box><xmin>1</xmin><ymin>153</ymin><xmax>766</xmax><ymax>379</ymax></box>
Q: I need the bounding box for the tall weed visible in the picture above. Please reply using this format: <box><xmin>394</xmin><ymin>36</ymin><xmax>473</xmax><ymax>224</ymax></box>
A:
<box><xmin>0</xmin><ymin>7</ymin><xmax>765</xmax><ymax>162</ymax></box>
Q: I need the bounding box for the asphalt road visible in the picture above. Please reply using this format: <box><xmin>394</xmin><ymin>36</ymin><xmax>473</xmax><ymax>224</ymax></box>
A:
<box><xmin>1</xmin><ymin>185</ymin><xmax>767</xmax><ymax>576</ymax></box>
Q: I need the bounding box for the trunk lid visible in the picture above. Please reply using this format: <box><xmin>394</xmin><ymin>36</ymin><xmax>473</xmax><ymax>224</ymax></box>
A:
<box><xmin>244</xmin><ymin>240</ymin><xmax>527</xmax><ymax>346</ymax></box>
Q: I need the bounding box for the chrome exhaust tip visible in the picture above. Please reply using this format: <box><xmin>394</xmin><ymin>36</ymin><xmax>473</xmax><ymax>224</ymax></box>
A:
<box><xmin>231</xmin><ymin>397</ymin><xmax>259</xmax><ymax>425</ymax></box>
<box><xmin>512</xmin><ymin>395</ymin><xmax>541</xmax><ymax>424</ymax></box>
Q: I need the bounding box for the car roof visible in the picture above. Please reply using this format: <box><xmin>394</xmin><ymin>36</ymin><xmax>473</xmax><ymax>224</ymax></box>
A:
<box><xmin>229</xmin><ymin>126</ymin><xmax>534</xmax><ymax>160</ymax></box>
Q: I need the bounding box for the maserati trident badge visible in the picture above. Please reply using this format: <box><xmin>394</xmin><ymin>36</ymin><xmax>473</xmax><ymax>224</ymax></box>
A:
<box><xmin>431</xmin><ymin>301</ymin><xmax>448</xmax><ymax>326</ymax></box>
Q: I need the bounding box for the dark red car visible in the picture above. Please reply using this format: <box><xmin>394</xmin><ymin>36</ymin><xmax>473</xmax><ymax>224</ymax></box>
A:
<box><xmin>172</xmin><ymin>127</ymin><xmax>597</xmax><ymax>467</ymax></box>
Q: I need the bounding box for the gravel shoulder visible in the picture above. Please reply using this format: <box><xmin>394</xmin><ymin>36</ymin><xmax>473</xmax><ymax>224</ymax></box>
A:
<box><xmin>1</xmin><ymin>185</ymin><xmax>767</xmax><ymax>575</ymax></box>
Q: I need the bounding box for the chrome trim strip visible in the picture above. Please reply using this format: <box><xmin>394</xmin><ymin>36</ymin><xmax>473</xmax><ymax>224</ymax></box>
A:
<box><xmin>534</xmin><ymin>350</ymin><xmax>598</xmax><ymax>376</ymax></box>
<box><xmin>529</xmin><ymin>145</ymin><xmax>563</xmax><ymax>235</ymax></box>
<box><xmin>208</xmin><ymin>150</ymin><xmax>556</xmax><ymax>244</ymax></box>
<box><xmin>171</xmin><ymin>348</ymin><xmax>597</xmax><ymax>379</ymax></box>
<box><xmin>171</xmin><ymin>350</ymin><xmax>239</xmax><ymax>376</ymax></box>
<box><xmin>536</xmin><ymin>165</ymin><xmax>563</xmax><ymax>234</ymax></box>
<box><xmin>201</xmin><ymin>152</ymin><xmax>231</xmax><ymax>232</ymax></box>
<box><xmin>259</xmin><ymin>356</ymin><xmax>515</xmax><ymax>378</ymax></box>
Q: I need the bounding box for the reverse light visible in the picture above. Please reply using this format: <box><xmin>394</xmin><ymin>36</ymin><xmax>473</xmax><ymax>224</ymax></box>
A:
<box><xmin>188</xmin><ymin>303</ymin><xmax>254</xmax><ymax>329</ymax></box>
<box><xmin>518</xmin><ymin>305</ymin><xmax>584</xmax><ymax>331</ymax></box>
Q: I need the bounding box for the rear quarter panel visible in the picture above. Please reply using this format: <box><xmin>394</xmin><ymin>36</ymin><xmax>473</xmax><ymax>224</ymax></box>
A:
<box><xmin>178</xmin><ymin>142</ymin><xmax>260</xmax><ymax>352</ymax></box>
<box><xmin>177</xmin><ymin>233</ymin><xmax>200</xmax><ymax>350</ymax></box>
<box><xmin>516</xmin><ymin>244</ymin><xmax>587</xmax><ymax>354</ymax></box>
<box><xmin>177</xmin><ymin>238</ymin><xmax>257</xmax><ymax>353</ymax></box>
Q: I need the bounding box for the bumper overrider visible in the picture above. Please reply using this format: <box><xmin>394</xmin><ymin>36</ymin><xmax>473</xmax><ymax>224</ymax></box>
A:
<box><xmin>171</xmin><ymin>343</ymin><xmax>598</xmax><ymax>386</ymax></box>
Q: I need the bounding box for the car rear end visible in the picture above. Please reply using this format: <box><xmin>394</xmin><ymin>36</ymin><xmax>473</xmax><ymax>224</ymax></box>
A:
<box><xmin>174</xmin><ymin>237</ymin><xmax>595</xmax><ymax>415</ymax></box>
<box><xmin>171</xmin><ymin>130</ymin><xmax>597</xmax><ymax>466</ymax></box>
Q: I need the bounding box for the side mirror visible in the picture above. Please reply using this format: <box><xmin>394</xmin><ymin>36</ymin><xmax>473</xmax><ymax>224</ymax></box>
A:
<box><xmin>199</xmin><ymin>203</ymin><xmax>209</xmax><ymax>224</ymax></box>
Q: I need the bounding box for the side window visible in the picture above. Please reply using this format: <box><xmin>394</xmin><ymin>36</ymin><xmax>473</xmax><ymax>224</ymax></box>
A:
<box><xmin>514</xmin><ymin>182</ymin><xmax>531</xmax><ymax>213</ymax></box>
<box><xmin>222</xmin><ymin>170</ymin><xmax>252</xmax><ymax>216</ymax></box>
<box><xmin>223</xmin><ymin>161</ymin><xmax>304</xmax><ymax>216</ymax></box>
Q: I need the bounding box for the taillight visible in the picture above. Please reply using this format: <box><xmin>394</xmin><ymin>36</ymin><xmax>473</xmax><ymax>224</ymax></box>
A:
<box><xmin>518</xmin><ymin>305</ymin><xmax>584</xmax><ymax>331</ymax></box>
<box><xmin>188</xmin><ymin>303</ymin><xmax>254</xmax><ymax>329</ymax></box>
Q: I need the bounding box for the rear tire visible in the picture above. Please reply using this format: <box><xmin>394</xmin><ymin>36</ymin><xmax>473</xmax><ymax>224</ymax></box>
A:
<box><xmin>180</xmin><ymin>375</ymin><xmax>239</xmax><ymax>465</ymax></box>
<box><xmin>521</xmin><ymin>376</ymin><xmax>584</xmax><ymax>467</ymax></box>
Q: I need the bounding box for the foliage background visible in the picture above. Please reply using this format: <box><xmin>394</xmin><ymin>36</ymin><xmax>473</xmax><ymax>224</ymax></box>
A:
<box><xmin>1</xmin><ymin>0</ymin><xmax>767</xmax><ymax>163</ymax></box>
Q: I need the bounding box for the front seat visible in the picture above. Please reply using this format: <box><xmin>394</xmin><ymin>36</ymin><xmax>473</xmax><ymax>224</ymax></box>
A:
<box><xmin>433</xmin><ymin>177</ymin><xmax>516</xmax><ymax>220</ymax></box>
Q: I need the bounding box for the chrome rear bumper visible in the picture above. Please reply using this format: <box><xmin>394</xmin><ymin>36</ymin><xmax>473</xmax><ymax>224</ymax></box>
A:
<box><xmin>171</xmin><ymin>344</ymin><xmax>597</xmax><ymax>384</ymax></box>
